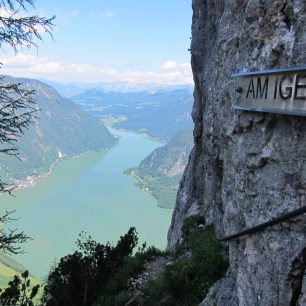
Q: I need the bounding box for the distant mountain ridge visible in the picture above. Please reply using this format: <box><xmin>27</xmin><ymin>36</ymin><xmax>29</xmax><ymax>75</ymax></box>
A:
<box><xmin>0</xmin><ymin>76</ymin><xmax>116</xmax><ymax>180</ymax></box>
<box><xmin>71</xmin><ymin>88</ymin><xmax>194</xmax><ymax>140</ymax></box>
<box><xmin>40</xmin><ymin>79</ymin><xmax>193</xmax><ymax>97</ymax></box>
<box><xmin>126</xmin><ymin>129</ymin><xmax>194</xmax><ymax>208</ymax></box>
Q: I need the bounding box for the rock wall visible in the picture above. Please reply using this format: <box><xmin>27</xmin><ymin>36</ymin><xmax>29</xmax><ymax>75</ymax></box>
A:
<box><xmin>168</xmin><ymin>1</ymin><xmax>306</xmax><ymax>305</ymax></box>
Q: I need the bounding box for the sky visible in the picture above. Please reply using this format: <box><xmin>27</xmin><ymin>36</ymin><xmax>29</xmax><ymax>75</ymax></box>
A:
<box><xmin>0</xmin><ymin>0</ymin><xmax>193</xmax><ymax>85</ymax></box>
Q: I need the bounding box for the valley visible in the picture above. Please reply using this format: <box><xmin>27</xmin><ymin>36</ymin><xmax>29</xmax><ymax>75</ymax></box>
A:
<box><xmin>0</xmin><ymin>128</ymin><xmax>172</xmax><ymax>280</ymax></box>
<box><xmin>0</xmin><ymin>76</ymin><xmax>116</xmax><ymax>181</ymax></box>
<box><xmin>71</xmin><ymin>86</ymin><xmax>194</xmax><ymax>140</ymax></box>
<box><xmin>0</xmin><ymin>77</ymin><xmax>194</xmax><ymax>284</ymax></box>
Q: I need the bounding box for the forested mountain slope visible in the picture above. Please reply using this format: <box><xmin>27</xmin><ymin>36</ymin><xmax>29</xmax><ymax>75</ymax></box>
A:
<box><xmin>0</xmin><ymin>76</ymin><xmax>116</xmax><ymax>180</ymax></box>
<box><xmin>127</xmin><ymin>129</ymin><xmax>194</xmax><ymax>208</ymax></box>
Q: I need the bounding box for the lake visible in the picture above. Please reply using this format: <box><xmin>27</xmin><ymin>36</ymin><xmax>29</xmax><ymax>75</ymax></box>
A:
<box><xmin>0</xmin><ymin>128</ymin><xmax>173</xmax><ymax>280</ymax></box>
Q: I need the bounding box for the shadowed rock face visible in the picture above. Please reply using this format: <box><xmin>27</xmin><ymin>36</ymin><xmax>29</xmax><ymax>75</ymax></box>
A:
<box><xmin>168</xmin><ymin>0</ymin><xmax>306</xmax><ymax>305</ymax></box>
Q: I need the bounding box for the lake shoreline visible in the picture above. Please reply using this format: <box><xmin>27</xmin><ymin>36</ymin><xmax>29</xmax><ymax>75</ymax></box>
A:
<box><xmin>125</xmin><ymin>169</ymin><xmax>173</xmax><ymax>211</ymax></box>
<box><xmin>11</xmin><ymin>128</ymin><xmax>162</xmax><ymax>192</ymax></box>
<box><xmin>12</xmin><ymin>147</ymin><xmax>112</xmax><ymax>191</ymax></box>
<box><xmin>107</xmin><ymin>125</ymin><xmax>165</xmax><ymax>143</ymax></box>
<box><xmin>1</xmin><ymin>128</ymin><xmax>172</xmax><ymax>279</ymax></box>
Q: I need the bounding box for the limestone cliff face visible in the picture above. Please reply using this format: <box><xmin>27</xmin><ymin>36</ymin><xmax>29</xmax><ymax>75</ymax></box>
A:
<box><xmin>168</xmin><ymin>1</ymin><xmax>306</xmax><ymax>305</ymax></box>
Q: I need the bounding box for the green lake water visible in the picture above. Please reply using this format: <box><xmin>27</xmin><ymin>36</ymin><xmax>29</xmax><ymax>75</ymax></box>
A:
<box><xmin>0</xmin><ymin>128</ymin><xmax>172</xmax><ymax>280</ymax></box>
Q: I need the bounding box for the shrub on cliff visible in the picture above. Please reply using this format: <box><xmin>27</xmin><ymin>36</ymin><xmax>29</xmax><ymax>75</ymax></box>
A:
<box><xmin>41</xmin><ymin>228</ymin><xmax>163</xmax><ymax>306</ymax></box>
<box><xmin>42</xmin><ymin>228</ymin><xmax>138</xmax><ymax>306</ymax></box>
<box><xmin>145</xmin><ymin>227</ymin><xmax>228</xmax><ymax>306</ymax></box>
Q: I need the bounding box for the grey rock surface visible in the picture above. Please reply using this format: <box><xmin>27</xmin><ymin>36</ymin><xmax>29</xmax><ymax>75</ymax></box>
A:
<box><xmin>168</xmin><ymin>0</ymin><xmax>306</xmax><ymax>305</ymax></box>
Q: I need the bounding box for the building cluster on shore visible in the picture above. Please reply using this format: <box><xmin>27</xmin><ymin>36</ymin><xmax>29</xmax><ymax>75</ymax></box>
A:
<box><xmin>14</xmin><ymin>176</ymin><xmax>38</xmax><ymax>189</ymax></box>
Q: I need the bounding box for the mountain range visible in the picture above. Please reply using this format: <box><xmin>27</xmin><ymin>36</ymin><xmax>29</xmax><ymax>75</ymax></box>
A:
<box><xmin>0</xmin><ymin>76</ymin><xmax>195</xmax><ymax>210</ymax></box>
<box><xmin>70</xmin><ymin>87</ymin><xmax>194</xmax><ymax>140</ymax></box>
<box><xmin>41</xmin><ymin>79</ymin><xmax>193</xmax><ymax>97</ymax></box>
<box><xmin>0</xmin><ymin>76</ymin><xmax>116</xmax><ymax>180</ymax></box>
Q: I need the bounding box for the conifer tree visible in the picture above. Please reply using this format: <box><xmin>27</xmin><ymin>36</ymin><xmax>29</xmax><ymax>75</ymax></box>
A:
<box><xmin>0</xmin><ymin>0</ymin><xmax>54</xmax><ymax>253</ymax></box>
<box><xmin>0</xmin><ymin>1</ymin><xmax>54</xmax><ymax>304</ymax></box>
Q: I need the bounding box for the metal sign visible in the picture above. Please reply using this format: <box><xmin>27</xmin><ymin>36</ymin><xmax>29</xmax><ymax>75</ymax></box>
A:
<box><xmin>232</xmin><ymin>66</ymin><xmax>306</xmax><ymax>116</ymax></box>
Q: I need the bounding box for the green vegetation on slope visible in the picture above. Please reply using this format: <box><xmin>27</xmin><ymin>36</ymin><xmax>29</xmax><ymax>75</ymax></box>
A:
<box><xmin>41</xmin><ymin>228</ymin><xmax>152</xmax><ymax>306</ymax></box>
<box><xmin>126</xmin><ymin>129</ymin><xmax>194</xmax><ymax>208</ymax></box>
<box><xmin>0</xmin><ymin>224</ymin><xmax>227</xmax><ymax>305</ymax></box>
<box><xmin>144</xmin><ymin>226</ymin><xmax>228</xmax><ymax>306</ymax></box>
<box><xmin>0</xmin><ymin>270</ymin><xmax>40</xmax><ymax>305</ymax></box>
<box><xmin>0</xmin><ymin>76</ymin><xmax>117</xmax><ymax>180</ymax></box>
<box><xmin>36</xmin><ymin>225</ymin><xmax>226</xmax><ymax>306</ymax></box>
<box><xmin>94</xmin><ymin>246</ymin><xmax>165</xmax><ymax>306</ymax></box>
<box><xmin>0</xmin><ymin>252</ymin><xmax>39</xmax><ymax>289</ymax></box>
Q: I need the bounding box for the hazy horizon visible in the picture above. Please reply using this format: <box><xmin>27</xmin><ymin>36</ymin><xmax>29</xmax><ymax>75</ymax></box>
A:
<box><xmin>0</xmin><ymin>0</ymin><xmax>193</xmax><ymax>86</ymax></box>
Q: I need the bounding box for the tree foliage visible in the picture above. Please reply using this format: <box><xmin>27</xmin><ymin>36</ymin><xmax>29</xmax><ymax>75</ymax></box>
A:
<box><xmin>42</xmin><ymin>228</ymin><xmax>138</xmax><ymax>306</ymax></box>
<box><xmin>145</xmin><ymin>227</ymin><xmax>228</xmax><ymax>306</ymax></box>
<box><xmin>0</xmin><ymin>2</ymin><xmax>52</xmax><ymax>306</ymax></box>
<box><xmin>0</xmin><ymin>270</ymin><xmax>39</xmax><ymax>306</ymax></box>
<box><xmin>0</xmin><ymin>0</ymin><xmax>54</xmax><ymax>51</ymax></box>
<box><xmin>0</xmin><ymin>0</ymin><xmax>54</xmax><ymax>255</ymax></box>
<box><xmin>0</xmin><ymin>211</ymin><xmax>29</xmax><ymax>254</ymax></box>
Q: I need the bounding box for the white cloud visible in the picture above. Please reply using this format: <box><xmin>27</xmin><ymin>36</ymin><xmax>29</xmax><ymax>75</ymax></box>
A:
<box><xmin>162</xmin><ymin>61</ymin><xmax>178</xmax><ymax>70</ymax></box>
<box><xmin>179</xmin><ymin>62</ymin><xmax>191</xmax><ymax>69</ymax></box>
<box><xmin>0</xmin><ymin>54</ymin><xmax>193</xmax><ymax>85</ymax></box>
